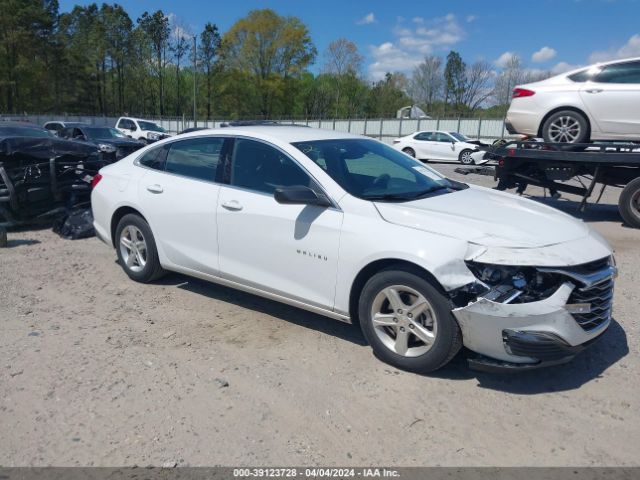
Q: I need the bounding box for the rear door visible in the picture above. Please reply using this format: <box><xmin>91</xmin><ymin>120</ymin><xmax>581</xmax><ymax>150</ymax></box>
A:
<box><xmin>579</xmin><ymin>61</ymin><xmax>640</xmax><ymax>136</ymax></box>
<box><xmin>137</xmin><ymin>136</ymin><xmax>229</xmax><ymax>275</ymax></box>
<box><xmin>411</xmin><ymin>132</ymin><xmax>434</xmax><ymax>159</ymax></box>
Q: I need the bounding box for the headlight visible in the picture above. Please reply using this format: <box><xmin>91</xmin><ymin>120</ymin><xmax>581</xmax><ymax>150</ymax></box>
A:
<box><xmin>463</xmin><ymin>261</ymin><xmax>563</xmax><ymax>304</ymax></box>
<box><xmin>97</xmin><ymin>143</ymin><xmax>116</xmax><ymax>153</ymax></box>
<box><xmin>147</xmin><ymin>132</ymin><xmax>160</xmax><ymax>140</ymax></box>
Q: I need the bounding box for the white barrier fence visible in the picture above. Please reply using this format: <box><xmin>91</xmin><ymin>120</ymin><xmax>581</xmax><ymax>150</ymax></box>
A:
<box><xmin>10</xmin><ymin>114</ymin><xmax>509</xmax><ymax>144</ymax></box>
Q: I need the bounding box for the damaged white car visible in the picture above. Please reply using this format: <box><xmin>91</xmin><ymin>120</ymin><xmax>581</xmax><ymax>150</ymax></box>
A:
<box><xmin>91</xmin><ymin>126</ymin><xmax>616</xmax><ymax>373</ymax></box>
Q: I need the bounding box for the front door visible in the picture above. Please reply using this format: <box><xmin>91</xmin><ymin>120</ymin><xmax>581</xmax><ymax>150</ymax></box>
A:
<box><xmin>217</xmin><ymin>138</ymin><xmax>343</xmax><ymax>310</ymax></box>
<box><xmin>579</xmin><ymin>61</ymin><xmax>640</xmax><ymax>136</ymax></box>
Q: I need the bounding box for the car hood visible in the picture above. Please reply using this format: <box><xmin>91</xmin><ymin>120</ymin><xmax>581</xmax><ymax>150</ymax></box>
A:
<box><xmin>374</xmin><ymin>185</ymin><xmax>590</xmax><ymax>249</ymax></box>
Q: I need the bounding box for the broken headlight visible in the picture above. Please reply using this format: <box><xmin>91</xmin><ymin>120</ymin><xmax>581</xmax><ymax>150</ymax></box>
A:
<box><xmin>461</xmin><ymin>261</ymin><xmax>565</xmax><ymax>304</ymax></box>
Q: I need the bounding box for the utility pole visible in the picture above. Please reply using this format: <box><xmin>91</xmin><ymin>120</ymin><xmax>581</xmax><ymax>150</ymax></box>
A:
<box><xmin>193</xmin><ymin>35</ymin><xmax>197</xmax><ymax>127</ymax></box>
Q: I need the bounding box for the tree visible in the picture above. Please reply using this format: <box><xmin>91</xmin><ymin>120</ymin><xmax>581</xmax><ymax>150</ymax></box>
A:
<box><xmin>444</xmin><ymin>50</ymin><xmax>466</xmax><ymax>113</ymax></box>
<box><xmin>407</xmin><ymin>55</ymin><xmax>443</xmax><ymax>112</ymax></box>
<box><xmin>322</xmin><ymin>38</ymin><xmax>363</xmax><ymax>117</ymax></box>
<box><xmin>220</xmin><ymin>9</ymin><xmax>316</xmax><ymax>117</ymax></box>
<box><xmin>323</xmin><ymin>38</ymin><xmax>362</xmax><ymax>76</ymax></box>
<box><xmin>137</xmin><ymin>10</ymin><xmax>170</xmax><ymax>115</ymax></box>
<box><xmin>169</xmin><ymin>16</ymin><xmax>191</xmax><ymax>115</ymax></box>
<box><xmin>199</xmin><ymin>22</ymin><xmax>221</xmax><ymax>119</ymax></box>
<box><xmin>366</xmin><ymin>73</ymin><xmax>410</xmax><ymax>117</ymax></box>
<box><xmin>461</xmin><ymin>61</ymin><xmax>493</xmax><ymax>111</ymax></box>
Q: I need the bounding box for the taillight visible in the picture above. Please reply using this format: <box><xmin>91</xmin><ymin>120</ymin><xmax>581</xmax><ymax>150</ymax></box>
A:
<box><xmin>512</xmin><ymin>88</ymin><xmax>535</xmax><ymax>98</ymax></box>
<box><xmin>91</xmin><ymin>173</ymin><xmax>103</xmax><ymax>189</ymax></box>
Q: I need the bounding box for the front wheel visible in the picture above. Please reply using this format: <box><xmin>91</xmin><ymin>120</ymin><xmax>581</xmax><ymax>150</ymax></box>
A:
<box><xmin>115</xmin><ymin>214</ymin><xmax>165</xmax><ymax>282</ymax></box>
<box><xmin>458</xmin><ymin>149</ymin><xmax>475</xmax><ymax>165</ymax></box>
<box><xmin>358</xmin><ymin>269</ymin><xmax>462</xmax><ymax>373</ymax></box>
<box><xmin>619</xmin><ymin>177</ymin><xmax>640</xmax><ymax>229</ymax></box>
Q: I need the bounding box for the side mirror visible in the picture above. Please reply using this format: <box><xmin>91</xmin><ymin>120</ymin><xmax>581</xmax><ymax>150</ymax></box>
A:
<box><xmin>274</xmin><ymin>186</ymin><xmax>332</xmax><ymax>208</ymax></box>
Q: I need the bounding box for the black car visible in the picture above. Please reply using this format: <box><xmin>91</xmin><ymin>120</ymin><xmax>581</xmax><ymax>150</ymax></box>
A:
<box><xmin>0</xmin><ymin>122</ymin><xmax>57</xmax><ymax>139</ymax></box>
<box><xmin>60</xmin><ymin>125</ymin><xmax>145</xmax><ymax>162</ymax></box>
<box><xmin>43</xmin><ymin>121</ymin><xmax>88</xmax><ymax>136</ymax></box>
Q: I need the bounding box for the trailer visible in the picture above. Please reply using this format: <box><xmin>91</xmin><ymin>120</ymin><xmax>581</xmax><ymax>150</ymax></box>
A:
<box><xmin>490</xmin><ymin>141</ymin><xmax>640</xmax><ymax>228</ymax></box>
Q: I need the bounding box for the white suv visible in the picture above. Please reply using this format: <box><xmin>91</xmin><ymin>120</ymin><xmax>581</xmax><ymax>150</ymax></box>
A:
<box><xmin>115</xmin><ymin>117</ymin><xmax>171</xmax><ymax>144</ymax></box>
<box><xmin>91</xmin><ymin>126</ymin><xmax>615</xmax><ymax>372</ymax></box>
<box><xmin>506</xmin><ymin>57</ymin><xmax>640</xmax><ymax>143</ymax></box>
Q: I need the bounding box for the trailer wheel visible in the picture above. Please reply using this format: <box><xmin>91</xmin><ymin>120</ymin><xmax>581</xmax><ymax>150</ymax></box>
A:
<box><xmin>619</xmin><ymin>177</ymin><xmax>640</xmax><ymax>229</ymax></box>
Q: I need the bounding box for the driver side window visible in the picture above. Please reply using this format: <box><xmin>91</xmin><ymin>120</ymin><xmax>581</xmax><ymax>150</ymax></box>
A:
<box><xmin>230</xmin><ymin>139</ymin><xmax>317</xmax><ymax>195</ymax></box>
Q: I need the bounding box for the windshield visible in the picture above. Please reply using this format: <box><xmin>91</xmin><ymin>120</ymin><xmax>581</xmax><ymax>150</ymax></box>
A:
<box><xmin>292</xmin><ymin>138</ymin><xmax>461</xmax><ymax>201</ymax></box>
<box><xmin>449</xmin><ymin>132</ymin><xmax>470</xmax><ymax>142</ymax></box>
<box><xmin>137</xmin><ymin>121</ymin><xmax>165</xmax><ymax>132</ymax></box>
<box><xmin>0</xmin><ymin>126</ymin><xmax>52</xmax><ymax>138</ymax></box>
<box><xmin>85</xmin><ymin>127</ymin><xmax>127</xmax><ymax>139</ymax></box>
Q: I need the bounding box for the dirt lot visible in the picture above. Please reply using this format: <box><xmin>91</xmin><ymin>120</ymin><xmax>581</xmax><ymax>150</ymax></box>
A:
<box><xmin>1</xmin><ymin>163</ymin><xmax>638</xmax><ymax>467</ymax></box>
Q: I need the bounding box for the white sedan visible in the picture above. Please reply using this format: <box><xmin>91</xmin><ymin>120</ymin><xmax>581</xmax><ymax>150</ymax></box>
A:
<box><xmin>91</xmin><ymin>126</ymin><xmax>614</xmax><ymax>373</ymax></box>
<box><xmin>392</xmin><ymin>131</ymin><xmax>487</xmax><ymax>164</ymax></box>
<box><xmin>506</xmin><ymin>56</ymin><xmax>640</xmax><ymax>143</ymax></box>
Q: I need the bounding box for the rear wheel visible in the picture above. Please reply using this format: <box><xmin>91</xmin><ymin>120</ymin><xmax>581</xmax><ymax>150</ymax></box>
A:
<box><xmin>115</xmin><ymin>214</ymin><xmax>165</xmax><ymax>282</ymax></box>
<box><xmin>619</xmin><ymin>177</ymin><xmax>640</xmax><ymax>229</ymax></box>
<box><xmin>542</xmin><ymin>110</ymin><xmax>589</xmax><ymax>144</ymax></box>
<box><xmin>458</xmin><ymin>149</ymin><xmax>475</xmax><ymax>165</ymax></box>
<box><xmin>402</xmin><ymin>147</ymin><xmax>416</xmax><ymax>158</ymax></box>
<box><xmin>358</xmin><ymin>269</ymin><xmax>462</xmax><ymax>373</ymax></box>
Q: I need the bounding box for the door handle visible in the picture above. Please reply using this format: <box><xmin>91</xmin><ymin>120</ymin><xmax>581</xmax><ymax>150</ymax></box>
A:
<box><xmin>585</xmin><ymin>89</ymin><xmax>603</xmax><ymax>94</ymax></box>
<box><xmin>146</xmin><ymin>184</ymin><xmax>163</xmax><ymax>194</ymax></box>
<box><xmin>221</xmin><ymin>200</ymin><xmax>243</xmax><ymax>211</ymax></box>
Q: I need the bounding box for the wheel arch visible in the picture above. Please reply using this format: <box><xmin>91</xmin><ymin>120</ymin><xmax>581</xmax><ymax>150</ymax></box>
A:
<box><xmin>110</xmin><ymin>205</ymin><xmax>148</xmax><ymax>246</ymax></box>
<box><xmin>348</xmin><ymin>258</ymin><xmax>446</xmax><ymax>324</ymax></box>
<box><xmin>537</xmin><ymin>106</ymin><xmax>592</xmax><ymax>139</ymax></box>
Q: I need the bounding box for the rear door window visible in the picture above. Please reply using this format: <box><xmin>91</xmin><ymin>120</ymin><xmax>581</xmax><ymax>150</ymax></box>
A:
<box><xmin>164</xmin><ymin>137</ymin><xmax>225</xmax><ymax>182</ymax></box>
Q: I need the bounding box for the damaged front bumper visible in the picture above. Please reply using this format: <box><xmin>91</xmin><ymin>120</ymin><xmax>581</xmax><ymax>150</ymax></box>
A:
<box><xmin>452</xmin><ymin>265</ymin><xmax>615</xmax><ymax>370</ymax></box>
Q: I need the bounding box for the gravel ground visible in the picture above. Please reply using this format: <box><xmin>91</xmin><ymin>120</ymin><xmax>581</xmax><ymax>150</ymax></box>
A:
<box><xmin>0</xmin><ymin>163</ymin><xmax>638</xmax><ymax>467</ymax></box>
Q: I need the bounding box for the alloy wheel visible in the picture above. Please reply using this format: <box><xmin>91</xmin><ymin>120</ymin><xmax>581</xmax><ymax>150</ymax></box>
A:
<box><xmin>119</xmin><ymin>225</ymin><xmax>148</xmax><ymax>273</ymax></box>
<box><xmin>370</xmin><ymin>285</ymin><xmax>438</xmax><ymax>357</ymax></box>
<box><xmin>548</xmin><ymin>116</ymin><xmax>581</xmax><ymax>143</ymax></box>
<box><xmin>460</xmin><ymin>150</ymin><xmax>474</xmax><ymax>164</ymax></box>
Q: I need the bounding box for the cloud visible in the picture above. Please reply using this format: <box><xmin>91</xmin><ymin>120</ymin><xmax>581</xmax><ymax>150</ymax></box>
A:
<box><xmin>466</xmin><ymin>14</ymin><xmax>477</xmax><ymax>23</ymax></box>
<box><xmin>494</xmin><ymin>51</ymin><xmax>517</xmax><ymax>68</ymax></box>
<box><xmin>532</xmin><ymin>46</ymin><xmax>557</xmax><ymax>63</ymax></box>
<box><xmin>589</xmin><ymin>33</ymin><xmax>640</xmax><ymax>63</ymax></box>
<box><xmin>368</xmin><ymin>14</ymin><xmax>465</xmax><ymax>79</ymax></box>
<box><xmin>357</xmin><ymin>12</ymin><xmax>376</xmax><ymax>25</ymax></box>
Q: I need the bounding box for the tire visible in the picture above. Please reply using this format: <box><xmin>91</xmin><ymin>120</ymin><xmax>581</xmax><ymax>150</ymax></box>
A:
<box><xmin>619</xmin><ymin>177</ymin><xmax>640</xmax><ymax>229</ymax></box>
<box><xmin>139</xmin><ymin>138</ymin><xmax>148</xmax><ymax>145</ymax></box>
<box><xmin>458</xmin><ymin>149</ymin><xmax>475</xmax><ymax>165</ymax></box>
<box><xmin>115</xmin><ymin>214</ymin><xmax>165</xmax><ymax>283</ymax></box>
<box><xmin>542</xmin><ymin>110</ymin><xmax>589</xmax><ymax>144</ymax></box>
<box><xmin>402</xmin><ymin>147</ymin><xmax>416</xmax><ymax>158</ymax></box>
<box><xmin>0</xmin><ymin>226</ymin><xmax>7</xmax><ymax>248</ymax></box>
<box><xmin>358</xmin><ymin>268</ymin><xmax>462</xmax><ymax>373</ymax></box>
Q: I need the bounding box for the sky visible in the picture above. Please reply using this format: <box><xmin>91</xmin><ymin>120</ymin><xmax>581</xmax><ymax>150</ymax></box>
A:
<box><xmin>58</xmin><ymin>0</ymin><xmax>640</xmax><ymax>80</ymax></box>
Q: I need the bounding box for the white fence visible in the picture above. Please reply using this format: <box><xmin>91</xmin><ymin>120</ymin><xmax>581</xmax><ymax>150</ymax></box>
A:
<box><xmin>9</xmin><ymin>114</ymin><xmax>509</xmax><ymax>143</ymax></box>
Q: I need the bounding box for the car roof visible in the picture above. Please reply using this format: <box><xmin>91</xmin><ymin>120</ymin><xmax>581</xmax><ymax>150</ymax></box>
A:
<box><xmin>175</xmin><ymin>125</ymin><xmax>364</xmax><ymax>143</ymax></box>
<box><xmin>120</xmin><ymin>117</ymin><xmax>158</xmax><ymax>123</ymax></box>
<box><xmin>560</xmin><ymin>56</ymin><xmax>640</xmax><ymax>77</ymax></box>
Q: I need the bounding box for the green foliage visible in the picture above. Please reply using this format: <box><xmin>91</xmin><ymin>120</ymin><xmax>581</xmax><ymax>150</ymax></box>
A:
<box><xmin>0</xmin><ymin>2</ymin><xmax>439</xmax><ymax>119</ymax></box>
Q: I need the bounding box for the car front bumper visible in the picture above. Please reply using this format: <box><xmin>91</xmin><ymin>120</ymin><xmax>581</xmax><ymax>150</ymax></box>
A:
<box><xmin>452</xmin><ymin>282</ymin><xmax>611</xmax><ymax>368</ymax></box>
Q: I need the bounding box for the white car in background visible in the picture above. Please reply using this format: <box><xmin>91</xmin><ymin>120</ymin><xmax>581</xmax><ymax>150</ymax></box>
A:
<box><xmin>506</xmin><ymin>57</ymin><xmax>640</xmax><ymax>143</ymax></box>
<box><xmin>392</xmin><ymin>131</ymin><xmax>487</xmax><ymax>164</ymax></box>
<box><xmin>91</xmin><ymin>126</ymin><xmax>615</xmax><ymax>373</ymax></box>
<box><xmin>115</xmin><ymin>116</ymin><xmax>171</xmax><ymax>144</ymax></box>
